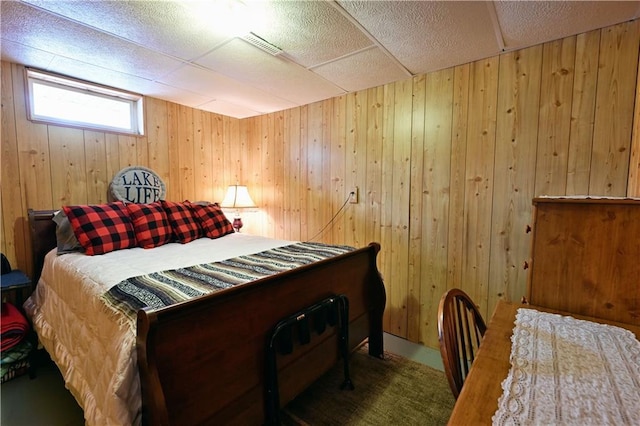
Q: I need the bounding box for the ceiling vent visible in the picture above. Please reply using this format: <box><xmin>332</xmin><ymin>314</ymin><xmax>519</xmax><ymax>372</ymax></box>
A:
<box><xmin>242</xmin><ymin>32</ymin><xmax>283</xmax><ymax>56</ymax></box>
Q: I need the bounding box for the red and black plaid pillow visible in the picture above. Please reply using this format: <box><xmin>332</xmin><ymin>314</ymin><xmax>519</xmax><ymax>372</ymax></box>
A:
<box><xmin>63</xmin><ymin>202</ymin><xmax>136</xmax><ymax>255</ymax></box>
<box><xmin>190</xmin><ymin>203</ymin><xmax>235</xmax><ymax>239</ymax></box>
<box><xmin>161</xmin><ymin>200</ymin><xmax>202</xmax><ymax>244</ymax></box>
<box><xmin>126</xmin><ymin>202</ymin><xmax>172</xmax><ymax>249</ymax></box>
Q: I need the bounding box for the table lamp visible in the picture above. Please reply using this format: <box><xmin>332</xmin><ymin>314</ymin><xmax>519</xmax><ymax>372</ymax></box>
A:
<box><xmin>220</xmin><ymin>184</ymin><xmax>256</xmax><ymax>232</ymax></box>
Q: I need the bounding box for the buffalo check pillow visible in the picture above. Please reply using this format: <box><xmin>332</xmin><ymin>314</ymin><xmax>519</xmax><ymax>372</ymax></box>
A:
<box><xmin>190</xmin><ymin>203</ymin><xmax>235</xmax><ymax>239</ymax></box>
<box><xmin>63</xmin><ymin>202</ymin><xmax>137</xmax><ymax>255</ymax></box>
<box><xmin>161</xmin><ymin>200</ymin><xmax>202</xmax><ymax>243</ymax></box>
<box><xmin>126</xmin><ymin>202</ymin><xmax>172</xmax><ymax>249</ymax></box>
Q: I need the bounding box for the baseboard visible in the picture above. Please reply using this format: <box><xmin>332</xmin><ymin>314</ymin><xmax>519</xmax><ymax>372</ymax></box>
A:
<box><xmin>383</xmin><ymin>333</ymin><xmax>444</xmax><ymax>371</ymax></box>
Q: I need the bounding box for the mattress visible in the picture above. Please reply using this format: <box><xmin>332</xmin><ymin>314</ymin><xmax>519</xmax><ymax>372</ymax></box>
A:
<box><xmin>24</xmin><ymin>233</ymin><xmax>293</xmax><ymax>426</ymax></box>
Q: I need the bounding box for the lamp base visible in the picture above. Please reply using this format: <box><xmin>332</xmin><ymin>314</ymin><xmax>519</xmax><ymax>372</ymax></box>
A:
<box><xmin>232</xmin><ymin>217</ymin><xmax>243</xmax><ymax>232</ymax></box>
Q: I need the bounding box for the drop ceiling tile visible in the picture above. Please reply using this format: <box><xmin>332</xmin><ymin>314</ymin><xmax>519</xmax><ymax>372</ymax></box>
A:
<box><xmin>0</xmin><ymin>39</ymin><xmax>56</xmax><ymax>69</ymax></box>
<box><xmin>21</xmin><ymin>0</ymin><xmax>231</xmax><ymax>61</ymax></box>
<box><xmin>338</xmin><ymin>1</ymin><xmax>501</xmax><ymax>74</ymax></box>
<box><xmin>2</xmin><ymin>1</ymin><xmax>185</xmax><ymax>80</ymax></box>
<box><xmin>0</xmin><ymin>34</ymin><xmax>213</xmax><ymax>114</ymax></box>
<box><xmin>494</xmin><ymin>1</ymin><xmax>640</xmax><ymax>49</ymax></box>
<box><xmin>195</xmin><ymin>39</ymin><xmax>344</xmax><ymax>105</ymax></box>
<box><xmin>44</xmin><ymin>55</ymin><xmax>212</xmax><ymax>108</ymax></box>
<box><xmin>246</xmin><ymin>0</ymin><xmax>373</xmax><ymax>68</ymax></box>
<box><xmin>312</xmin><ymin>46</ymin><xmax>409</xmax><ymax>92</ymax></box>
<box><xmin>159</xmin><ymin>64</ymin><xmax>297</xmax><ymax>114</ymax></box>
<box><xmin>197</xmin><ymin>99</ymin><xmax>261</xmax><ymax>119</ymax></box>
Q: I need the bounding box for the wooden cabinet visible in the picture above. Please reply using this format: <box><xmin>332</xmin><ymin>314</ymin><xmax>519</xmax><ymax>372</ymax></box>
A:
<box><xmin>526</xmin><ymin>197</ymin><xmax>640</xmax><ymax>325</ymax></box>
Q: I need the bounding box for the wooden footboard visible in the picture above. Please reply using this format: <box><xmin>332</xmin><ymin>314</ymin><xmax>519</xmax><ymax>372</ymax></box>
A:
<box><xmin>137</xmin><ymin>243</ymin><xmax>385</xmax><ymax>425</ymax></box>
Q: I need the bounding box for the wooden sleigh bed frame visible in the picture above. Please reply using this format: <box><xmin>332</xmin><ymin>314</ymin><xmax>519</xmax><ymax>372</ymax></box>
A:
<box><xmin>28</xmin><ymin>209</ymin><xmax>387</xmax><ymax>425</ymax></box>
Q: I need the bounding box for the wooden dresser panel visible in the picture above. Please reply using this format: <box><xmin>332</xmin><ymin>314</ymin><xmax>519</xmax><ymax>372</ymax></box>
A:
<box><xmin>527</xmin><ymin>197</ymin><xmax>640</xmax><ymax>325</ymax></box>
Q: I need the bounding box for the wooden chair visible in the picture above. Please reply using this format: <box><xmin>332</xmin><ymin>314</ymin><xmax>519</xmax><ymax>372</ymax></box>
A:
<box><xmin>437</xmin><ymin>288</ymin><xmax>487</xmax><ymax>399</ymax></box>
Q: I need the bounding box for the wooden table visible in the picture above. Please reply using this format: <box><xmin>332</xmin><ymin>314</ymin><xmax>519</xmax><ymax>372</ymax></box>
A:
<box><xmin>447</xmin><ymin>300</ymin><xmax>640</xmax><ymax>425</ymax></box>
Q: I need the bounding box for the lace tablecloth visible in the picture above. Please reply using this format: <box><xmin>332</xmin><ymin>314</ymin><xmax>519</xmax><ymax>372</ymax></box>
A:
<box><xmin>492</xmin><ymin>308</ymin><xmax>640</xmax><ymax>425</ymax></box>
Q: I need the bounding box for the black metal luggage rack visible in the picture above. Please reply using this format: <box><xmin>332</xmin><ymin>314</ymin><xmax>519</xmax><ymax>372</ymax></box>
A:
<box><xmin>264</xmin><ymin>294</ymin><xmax>352</xmax><ymax>425</ymax></box>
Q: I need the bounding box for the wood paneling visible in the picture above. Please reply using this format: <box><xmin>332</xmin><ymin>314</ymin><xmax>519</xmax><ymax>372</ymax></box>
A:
<box><xmin>145</xmin><ymin>97</ymin><xmax>170</xmax><ymax>187</ymax></box>
<box><xmin>388</xmin><ymin>79</ymin><xmax>413</xmax><ymax>337</ymax></box>
<box><xmin>447</xmin><ymin>63</ymin><xmax>471</xmax><ymax>306</ymax></box>
<box><xmin>590</xmin><ymin>20</ymin><xmax>640</xmax><ymax>195</ymax></box>
<box><xmin>193</xmin><ymin>109</ymin><xmax>211</xmax><ymax>203</ymax></box>
<box><xmin>567</xmin><ymin>30</ymin><xmax>599</xmax><ymax>195</ymax></box>
<box><xmin>1</xmin><ymin>63</ymin><xmax>28</xmax><ymax>271</ymax></box>
<box><xmin>345</xmin><ymin>92</ymin><xmax>367</xmax><ymax>248</ymax></box>
<box><xmin>84</xmin><ymin>131</ymin><xmax>109</xmax><ymax>204</ymax></box>
<box><xmin>283</xmin><ymin>107</ymin><xmax>301</xmax><ymax>241</ymax></box>
<box><xmin>1</xmin><ymin>20</ymin><xmax>639</xmax><ymax>350</ymax></box>
<box><xmin>239</xmin><ymin>20</ymin><xmax>639</xmax><ymax>346</ymax></box>
<box><xmin>535</xmin><ymin>36</ymin><xmax>576</xmax><ymax>196</ymax></box>
<box><xmin>407</xmin><ymin>73</ymin><xmax>426</xmax><ymax>343</ymax></box>
<box><xmin>416</xmin><ymin>69</ymin><xmax>454</xmax><ymax>346</ymax></box>
<box><xmin>462</xmin><ymin>57</ymin><xmax>499</xmax><ymax>316</ymax></box>
<box><xmin>330</xmin><ymin>95</ymin><xmax>346</xmax><ymax>246</ymax></box>
<box><xmin>364</xmin><ymin>86</ymin><xmax>383</xmax><ymax>253</ymax></box>
<box><xmin>490</xmin><ymin>45</ymin><xmax>541</xmax><ymax>315</ymax></box>
<box><xmin>630</xmin><ymin>53</ymin><xmax>640</xmax><ymax>197</ymax></box>
<box><xmin>48</xmin><ymin>126</ymin><xmax>87</xmax><ymax>206</ymax></box>
<box><xmin>305</xmin><ymin>101</ymin><xmax>325</xmax><ymax>242</ymax></box>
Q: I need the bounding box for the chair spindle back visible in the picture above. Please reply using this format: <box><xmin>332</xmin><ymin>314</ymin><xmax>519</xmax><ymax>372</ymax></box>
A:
<box><xmin>437</xmin><ymin>288</ymin><xmax>487</xmax><ymax>399</ymax></box>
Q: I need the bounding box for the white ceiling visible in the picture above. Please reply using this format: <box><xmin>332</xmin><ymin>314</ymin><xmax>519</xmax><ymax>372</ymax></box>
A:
<box><xmin>2</xmin><ymin>1</ymin><xmax>639</xmax><ymax>119</ymax></box>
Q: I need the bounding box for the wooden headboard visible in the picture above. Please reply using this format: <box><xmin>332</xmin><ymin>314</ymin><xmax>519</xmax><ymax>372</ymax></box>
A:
<box><xmin>526</xmin><ymin>197</ymin><xmax>640</xmax><ymax>325</ymax></box>
<box><xmin>27</xmin><ymin>209</ymin><xmax>57</xmax><ymax>284</ymax></box>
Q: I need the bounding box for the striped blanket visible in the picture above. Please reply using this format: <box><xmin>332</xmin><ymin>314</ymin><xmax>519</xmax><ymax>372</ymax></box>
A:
<box><xmin>101</xmin><ymin>242</ymin><xmax>354</xmax><ymax>323</ymax></box>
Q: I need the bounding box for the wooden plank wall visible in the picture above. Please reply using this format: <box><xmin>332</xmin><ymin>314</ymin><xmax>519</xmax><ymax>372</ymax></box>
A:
<box><xmin>238</xmin><ymin>20</ymin><xmax>640</xmax><ymax>347</ymax></box>
<box><xmin>1</xmin><ymin>20</ymin><xmax>639</xmax><ymax>350</ymax></box>
<box><xmin>630</xmin><ymin>50</ymin><xmax>640</xmax><ymax>197</ymax></box>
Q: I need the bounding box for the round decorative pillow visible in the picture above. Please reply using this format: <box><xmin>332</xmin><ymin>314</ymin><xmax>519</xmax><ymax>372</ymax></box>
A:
<box><xmin>110</xmin><ymin>166</ymin><xmax>166</xmax><ymax>204</ymax></box>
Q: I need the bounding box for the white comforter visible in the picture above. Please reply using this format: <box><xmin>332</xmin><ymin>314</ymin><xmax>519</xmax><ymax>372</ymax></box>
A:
<box><xmin>24</xmin><ymin>233</ymin><xmax>292</xmax><ymax>426</ymax></box>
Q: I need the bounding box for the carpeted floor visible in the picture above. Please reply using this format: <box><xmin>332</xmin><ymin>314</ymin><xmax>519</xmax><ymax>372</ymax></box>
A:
<box><xmin>282</xmin><ymin>345</ymin><xmax>455</xmax><ymax>425</ymax></box>
<box><xmin>1</xmin><ymin>343</ymin><xmax>453</xmax><ymax>425</ymax></box>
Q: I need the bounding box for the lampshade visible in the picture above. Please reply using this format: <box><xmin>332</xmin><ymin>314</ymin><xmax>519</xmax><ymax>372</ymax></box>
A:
<box><xmin>220</xmin><ymin>185</ymin><xmax>256</xmax><ymax>209</ymax></box>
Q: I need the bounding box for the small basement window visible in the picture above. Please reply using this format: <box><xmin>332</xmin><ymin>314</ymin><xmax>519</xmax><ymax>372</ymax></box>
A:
<box><xmin>26</xmin><ymin>69</ymin><xmax>144</xmax><ymax>135</ymax></box>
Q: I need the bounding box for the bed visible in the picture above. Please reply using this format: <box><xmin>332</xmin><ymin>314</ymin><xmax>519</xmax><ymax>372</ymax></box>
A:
<box><xmin>25</xmin><ymin>207</ymin><xmax>386</xmax><ymax>425</ymax></box>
